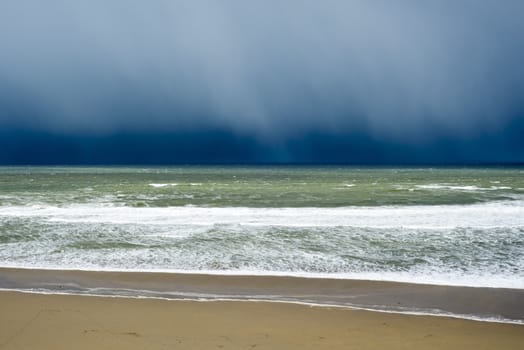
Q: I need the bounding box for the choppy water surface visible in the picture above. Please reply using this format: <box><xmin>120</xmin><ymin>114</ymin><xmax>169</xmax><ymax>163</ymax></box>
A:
<box><xmin>0</xmin><ymin>166</ymin><xmax>523</xmax><ymax>288</ymax></box>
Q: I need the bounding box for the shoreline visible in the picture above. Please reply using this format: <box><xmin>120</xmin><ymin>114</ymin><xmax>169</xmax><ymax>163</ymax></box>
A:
<box><xmin>1</xmin><ymin>264</ymin><xmax>522</xmax><ymax>290</ymax></box>
<box><xmin>1</xmin><ymin>267</ymin><xmax>523</xmax><ymax>324</ymax></box>
<box><xmin>1</xmin><ymin>291</ymin><xmax>523</xmax><ymax>350</ymax></box>
<box><xmin>2</xmin><ymin>288</ymin><xmax>522</xmax><ymax>326</ymax></box>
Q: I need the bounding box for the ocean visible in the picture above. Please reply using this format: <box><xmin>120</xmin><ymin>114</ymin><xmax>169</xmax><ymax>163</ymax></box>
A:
<box><xmin>1</xmin><ymin>166</ymin><xmax>523</xmax><ymax>290</ymax></box>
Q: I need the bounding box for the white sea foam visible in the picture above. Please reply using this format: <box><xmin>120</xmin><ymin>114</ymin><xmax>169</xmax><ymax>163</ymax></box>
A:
<box><xmin>1</xmin><ymin>201</ymin><xmax>523</xmax><ymax>229</ymax></box>
<box><xmin>1</xmin><ymin>200</ymin><xmax>523</xmax><ymax>291</ymax></box>
<box><xmin>415</xmin><ymin>184</ymin><xmax>512</xmax><ymax>191</ymax></box>
<box><xmin>149</xmin><ymin>183</ymin><xmax>177</xmax><ymax>188</ymax></box>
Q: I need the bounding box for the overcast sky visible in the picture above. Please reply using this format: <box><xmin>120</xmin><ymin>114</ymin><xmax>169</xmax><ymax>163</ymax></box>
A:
<box><xmin>1</xmin><ymin>1</ymin><xmax>523</xmax><ymax>163</ymax></box>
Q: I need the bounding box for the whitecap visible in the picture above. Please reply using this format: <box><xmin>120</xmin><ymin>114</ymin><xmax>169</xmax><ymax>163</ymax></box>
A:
<box><xmin>1</xmin><ymin>201</ymin><xmax>523</xmax><ymax>229</ymax></box>
<box><xmin>415</xmin><ymin>184</ymin><xmax>511</xmax><ymax>191</ymax></box>
<box><xmin>149</xmin><ymin>183</ymin><xmax>177</xmax><ymax>188</ymax></box>
<box><xmin>415</xmin><ymin>184</ymin><xmax>481</xmax><ymax>191</ymax></box>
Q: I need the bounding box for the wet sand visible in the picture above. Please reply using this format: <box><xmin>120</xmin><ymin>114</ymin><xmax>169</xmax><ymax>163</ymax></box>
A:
<box><xmin>0</xmin><ymin>290</ymin><xmax>523</xmax><ymax>350</ymax></box>
<box><xmin>1</xmin><ymin>267</ymin><xmax>523</xmax><ymax>322</ymax></box>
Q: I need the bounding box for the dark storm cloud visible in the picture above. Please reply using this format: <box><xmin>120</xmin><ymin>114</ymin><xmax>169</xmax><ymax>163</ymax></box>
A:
<box><xmin>0</xmin><ymin>1</ymin><xmax>523</xmax><ymax>163</ymax></box>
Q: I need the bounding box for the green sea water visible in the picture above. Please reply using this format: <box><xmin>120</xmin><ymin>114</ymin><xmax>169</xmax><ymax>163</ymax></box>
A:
<box><xmin>1</xmin><ymin>166</ymin><xmax>523</xmax><ymax>207</ymax></box>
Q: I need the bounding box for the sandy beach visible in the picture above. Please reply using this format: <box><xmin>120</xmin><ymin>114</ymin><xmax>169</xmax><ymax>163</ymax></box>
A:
<box><xmin>1</xmin><ymin>268</ymin><xmax>523</xmax><ymax>349</ymax></box>
<box><xmin>0</xmin><ymin>290</ymin><xmax>523</xmax><ymax>350</ymax></box>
